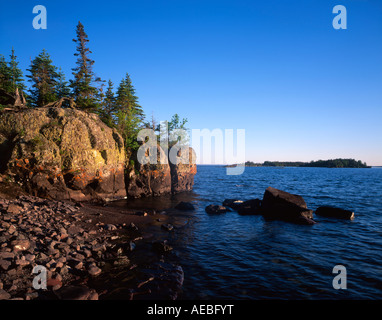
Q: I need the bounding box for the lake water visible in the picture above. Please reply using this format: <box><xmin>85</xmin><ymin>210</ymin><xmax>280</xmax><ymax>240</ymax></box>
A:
<box><xmin>170</xmin><ymin>165</ymin><xmax>382</xmax><ymax>299</ymax></box>
<box><xmin>116</xmin><ymin>165</ymin><xmax>382</xmax><ymax>299</ymax></box>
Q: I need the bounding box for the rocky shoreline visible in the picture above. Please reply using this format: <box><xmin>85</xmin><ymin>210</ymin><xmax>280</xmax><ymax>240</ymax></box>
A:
<box><xmin>0</xmin><ymin>194</ymin><xmax>184</xmax><ymax>300</ymax></box>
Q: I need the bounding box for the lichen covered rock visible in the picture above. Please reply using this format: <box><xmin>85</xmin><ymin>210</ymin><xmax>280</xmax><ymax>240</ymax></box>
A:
<box><xmin>0</xmin><ymin>107</ymin><xmax>126</xmax><ymax>201</ymax></box>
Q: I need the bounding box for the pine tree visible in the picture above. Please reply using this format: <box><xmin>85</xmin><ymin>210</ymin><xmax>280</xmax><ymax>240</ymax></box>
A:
<box><xmin>8</xmin><ymin>47</ymin><xmax>26</xmax><ymax>93</ymax></box>
<box><xmin>70</xmin><ymin>21</ymin><xmax>101</xmax><ymax>111</ymax></box>
<box><xmin>99</xmin><ymin>79</ymin><xmax>117</xmax><ymax>127</ymax></box>
<box><xmin>115</xmin><ymin>73</ymin><xmax>144</xmax><ymax>119</ymax></box>
<box><xmin>0</xmin><ymin>54</ymin><xmax>13</xmax><ymax>93</ymax></box>
<box><xmin>26</xmin><ymin>49</ymin><xmax>59</xmax><ymax>107</ymax></box>
<box><xmin>115</xmin><ymin>73</ymin><xmax>145</xmax><ymax>152</ymax></box>
<box><xmin>56</xmin><ymin>67</ymin><xmax>71</xmax><ymax>99</ymax></box>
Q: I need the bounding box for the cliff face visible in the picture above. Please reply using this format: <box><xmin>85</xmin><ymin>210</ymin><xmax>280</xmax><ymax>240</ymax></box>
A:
<box><xmin>0</xmin><ymin>107</ymin><xmax>126</xmax><ymax>201</ymax></box>
<box><xmin>0</xmin><ymin>106</ymin><xmax>197</xmax><ymax>201</ymax></box>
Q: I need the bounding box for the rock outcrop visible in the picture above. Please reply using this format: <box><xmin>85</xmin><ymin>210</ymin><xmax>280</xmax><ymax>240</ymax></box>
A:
<box><xmin>125</xmin><ymin>146</ymin><xmax>172</xmax><ymax>198</ymax></box>
<box><xmin>125</xmin><ymin>146</ymin><xmax>197</xmax><ymax>198</ymax></box>
<box><xmin>169</xmin><ymin>147</ymin><xmax>197</xmax><ymax>194</ymax></box>
<box><xmin>261</xmin><ymin>187</ymin><xmax>316</xmax><ymax>225</ymax></box>
<box><xmin>0</xmin><ymin>107</ymin><xmax>126</xmax><ymax>201</ymax></box>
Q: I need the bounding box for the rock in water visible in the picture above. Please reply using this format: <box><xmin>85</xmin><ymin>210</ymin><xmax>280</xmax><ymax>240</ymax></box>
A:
<box><xmin>237</xmin><ymin>199</ymin><xmax>262</xmax><ymax>215</ymax></box>
<box><xmin>315</xmin><ymin>206</ymin><xmax>354</xmax><ymax>220</ymax></box>
<box><xmin>205</xmin><ymin>205</ymin><xmax>230</xmax><ymax>214</ymax></box>
<box><xmin>222</xmin><ymin>199</ymin><xmax>244</xmax><ymax>210</ymax></box>
<box><xmin>261</xmin><ymin>187</ymin><xmax>315</xmax><ymax>225</ymax></box>
<box><xmin>175</xmin><ymin>201</ymin><xmax>195</xmax><ymax>211</ymax></box>
<box><xmin>0</xmin><ymin>107</ymin><xmax>126</xmax><ymax>202</ymax></box>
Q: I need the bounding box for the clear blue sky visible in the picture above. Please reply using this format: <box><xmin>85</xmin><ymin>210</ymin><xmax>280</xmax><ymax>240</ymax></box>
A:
<box><xmin>1</xmin><ymin>0</ymin><xmax>381</xmax><ymax>165</ymax></box>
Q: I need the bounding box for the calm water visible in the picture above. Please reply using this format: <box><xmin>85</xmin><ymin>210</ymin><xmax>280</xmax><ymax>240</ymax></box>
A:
<box><xmin>120</xmin><ymin>166</ymin><xmax>382</xmax><ymax>299</ymax></box>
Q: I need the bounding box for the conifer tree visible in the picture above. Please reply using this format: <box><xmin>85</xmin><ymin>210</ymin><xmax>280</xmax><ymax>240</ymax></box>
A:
<box><xmin>26</xmin><ymin>49</ymin><xmax>59</xmax><ymax>107</ymax></box>
<box><xmin>115</xmin><ymin>73</ymin><xmax>145</xmax><ymax>152</ymax></box>
<box><xmin>115</xmin><ymin>73</ymin><xmax>144</xmax><ymax>119</ymax></box>
<box><xmin>8</xmin><ymin>47</ymin><xmax>26</xmax><ymax>93</ymax></box>
<box><xmin>99</xmin><ymin>79</ymin><xmax>117</xmax><ymax>127</ymax></box>
<box><xmin>56</xmin><ymin>67</ymin><xmax>71</xmax><ymax>99</ymax></box>
<box><xmin>70</xmin><ymin>21</ymin><xmax>101</xmax><ymax>111</ymax></box>
<box><xmin>0</xmin><ymin>54</ymin><xmax>13</xmax><ymax>93</ymax></box>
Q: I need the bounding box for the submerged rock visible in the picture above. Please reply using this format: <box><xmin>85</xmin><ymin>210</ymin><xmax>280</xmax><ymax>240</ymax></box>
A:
<box><xmin>237</xmin><ymin>199</ymin><xmax>262</xmax><ymax>215</ymax></box>
<box><xmin>175</xmin><ymin>201</ymin><xmax>195</xmax><ymax>211</ymax></box>
<box><xmin>261</xmin><ymin>187</ymin><xmax>315</xmax><ymax>225</ymax></box>
<box><xmin>222</xmin><ymin>199</ymin><xmax>244</xmax><ymax>210</ymax></box>
<box><xmin>315</xmin><ymin>206</ymin><xmax>354</xmax><ymax>220</ymax></box>
<box><xmin>205</xmin><ymin>205</ymin><xmax>230</xmax><ymax>214</ymax></box>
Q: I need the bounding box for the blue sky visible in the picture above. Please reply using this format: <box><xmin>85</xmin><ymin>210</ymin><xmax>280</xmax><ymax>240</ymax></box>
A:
<box><xmin>1</xmin><ymin>0</ymin><xmax>381</xmax><ymax>165</ymax></box>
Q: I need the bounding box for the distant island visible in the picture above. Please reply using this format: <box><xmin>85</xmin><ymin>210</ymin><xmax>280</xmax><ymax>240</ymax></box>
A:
<box><xmin>227</xmin><ymin>158</ymin><xmax>371</xmax><ymax>168</ymax></box>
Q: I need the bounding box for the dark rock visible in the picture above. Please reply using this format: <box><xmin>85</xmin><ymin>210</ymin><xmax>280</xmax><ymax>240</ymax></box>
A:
<box><xmin>104</xmin><ymin>224</ymin><xmax>117</xmax><ymax>231</ymax></box>
<box><xmin>55</xmin><ymin>286</ymin><xmax>96</xmax><ymax>300</ymax></box>
<box><xmin>152</xmin><ymin>240</ymin><xmax>173</xmax><ymax>254</ymax></box>
<box><xmin>205</xmin><ymin>205</ymin><xmax>230</xmax><ymax>214</ymax></box>
<box><xmin>261</xmin><ymin>187</ymin><xmax>315</xmax><ymax>224</ymax></box>
<box><xmin>222</xmin><ymin>199</ymin><xmax>244</xmax><ymax>210</ymax></box>
<box><xmin>315</xmin><ymin>206</ymin><xmax>354</xmax><ymax>220</ymax></box>
<box><xmin>237</xmin><ymin>199</ymin><xmax>262</xmax><ymax>215</ymax></box>
<box><xmin>175</xmin><ymin>201</ymin><xmax>195</xmax><ymax>211</ymax></box>
<box><xmin>161</xmin><ymin>223</ymin><xmax>174</xmax><ymax>231</ymax></box>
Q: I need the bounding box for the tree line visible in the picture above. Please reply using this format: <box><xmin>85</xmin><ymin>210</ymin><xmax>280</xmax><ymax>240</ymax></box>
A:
<box><xmin>0</xmin><ymin>21</ymin><xmax>188</xmax><ymax>154</ymax></box>
<box><xmin>243</xmin><ymin>159</ymin><xmax>370</xmax><ymax>168</ymax></box>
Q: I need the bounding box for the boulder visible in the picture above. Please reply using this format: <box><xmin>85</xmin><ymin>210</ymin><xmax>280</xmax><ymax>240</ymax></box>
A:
<box><xmin>205</xmin><ymin>205</ymin><xmax>230</xmax><ymax>214</ymax></box>
<box><xmin>222</xmin><ymin>199</ymin><xmax>244</xmax><ymax>210</ymax></box>
<box><xmin>315</xmin><ymin>206</ymin><xmax>354</xmax><ymax>220</ymax></box>
<box><xmin>261</xmin><ymin>187</ymin><xmax>315</xmax><ymax>224</ymax></box>
<box><xmin>0</xmin><ymin>107</ymin><xmax>126</xmax><ymax>201</ymax></box>
<box><xmin>237</xmin><ymin>199</ymin><xmax>262</xmax><ymax>215</ymax></box>
<box><xmin>175</xmin><ymin>201</ymin><xmax>195</xmax><ymax>211</ymax></box>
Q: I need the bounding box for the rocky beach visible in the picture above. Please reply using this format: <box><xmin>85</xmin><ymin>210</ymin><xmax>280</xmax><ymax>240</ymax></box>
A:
<box><xmin>0</xmin><ymin>190</ymin><xmax>187</xmax><ymax>300</ymax></box>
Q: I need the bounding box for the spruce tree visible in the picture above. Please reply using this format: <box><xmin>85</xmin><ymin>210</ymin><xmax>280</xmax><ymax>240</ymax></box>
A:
<box><xmin>26</xmin><ymin>49</ymin><xmax>59</xmax><ymax>107</ymax></box>
<box><xmin>56</xmin><ymin>68</ymin><xmax>71</xmax><ymax>98</ymax></box>
<box><xmin>70</xmin><ymin>21</ymin><xmax>101</xmax><ymax>111</ymax></box>
<box><xmin>0</xmin><ymin>54</ymin><xmax>13</xmax><ymax>93</ymax></box>
<box><xmin>115</xmin><ymin>73</ymin><xmax>145</xmax><ymax>152</ymax></box>
<box><xmin>115</xmin><ymin>73</ymin><xmax>144</xmax><ymax>119</ymax></box>
<box><xmin>99</xmin><ymin>79</ymin><xmax>117</xmax><ymax>127</ymax></box>
<box><xmin>8</xmin><ymin>47</ymin><xmax>26</xmax><ymax>93</ymax></box>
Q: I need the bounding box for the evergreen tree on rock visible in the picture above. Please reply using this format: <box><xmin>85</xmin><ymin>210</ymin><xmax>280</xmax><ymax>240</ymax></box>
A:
<box><xmin>8</xmin><ymin>47</ymin><xmax>26</xmax><ymax>94</ymax></box>
<box><xmin>70</xmin><ymin>21</ymin><xmax>102</xmax><ymax>112</ymax></box>
<box><xmin>26</xmin><ymin>49</ymin><xmax>59</xmax><ymax>107</ymax></box>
